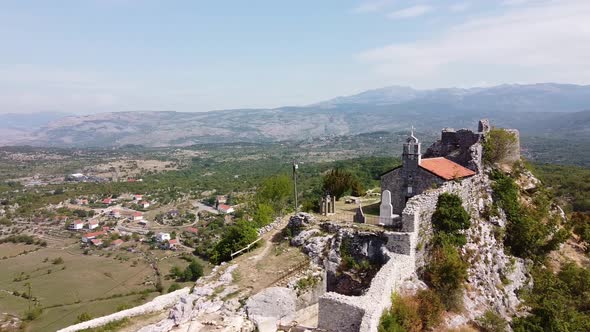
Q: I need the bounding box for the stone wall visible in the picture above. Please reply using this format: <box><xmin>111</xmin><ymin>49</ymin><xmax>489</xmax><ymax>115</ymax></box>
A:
<box><xmin>317</xmin><ymin>173</ymin><xmax>488</xmax><ymax>332</ymax></box>
<box><xmin>318</xmin><ymin>252</ymin><xmax>415</xmax><ymax>332</ymax></box>
<box><xmin>381</xmin><ymin>167</ymin><xmax>445</xmax><ymax>215</ymax></box>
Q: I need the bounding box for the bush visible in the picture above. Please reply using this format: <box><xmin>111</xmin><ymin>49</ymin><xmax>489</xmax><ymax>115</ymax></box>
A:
<box><xmin>511</xmin><ymin>263</ymin><xmax>590</xmax><ymax>332</ymax></box>
<box><xmin>23</xmin><ymin>307</ymin><xmax>43</xmax><ymax>321</ymax></box>
<box><xmin>491</xmin><ymin>170</ymin><xmax>567</xmax><ymax>259</ymax></box>
<box><xmin>210</xmin><ymin>220</ymin><xmax>259</xmax><ymax>263</ymax></box>
<box><xmin>52</xmin><ymin>257</ymin><xmax>64</xmax><ymax>265</ymax></box>
<box><xmin>476</xmin><ymin>310</ymin><xmax>508</xmax><ymax>332</ymax></box>
<box><xmin>415</xmin><ymin>289</ymin><xmax>444</xmax><ymax>329</ymax></box>
<box><xmin>379</xmin><ymin>294</ymin><xmax>422</xmax><ymax>332</ymax></box>
<box><xmin>423</xmin><ymin>242</ymin><xmax>468</xmax><ymax>311</ymax></box>
<box><xmin>168</xmin><ymin>283</ymin><xmax>181</xmax><ymax>293</ymax></box>
<box><xmin>76</xmin><ymin>312</ymin><xmax>92</xmax><ymax>323</ymax></box>
<box><xmin>432</xmin><ymin>193</ymin><xmax>471</xmax><ymax>245</ymax></box>
<box><xmin>483</xmin><ymin>128</ymin><xmax>517</xmax><ymax>165</ymax></box>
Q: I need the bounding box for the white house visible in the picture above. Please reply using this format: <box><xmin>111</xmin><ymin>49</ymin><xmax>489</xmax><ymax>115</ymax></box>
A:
<box><xmin>133</xmin><ymin>194</ymin><xmax>143</xmax><ymax>201</ymax></box>
<box><xmin>156</xmin><ymin>232</ymin><xmax>171</xmax><ymax>242</ymax></box>
<box><xmin>82</xmin><ymin>231</ymin><xmax>106</xmax><ymax>243</ymax></box>
<box><xmin>110</xmin><ymin>209</ymin><xmax>121</xmax><ymax>218</ymax></box>
<box><xmin>88</xmin><ymin>220</ymin><xmax>99</xmax><ymax>230</ymax></box>
<box><xmin>217</xmin><ymin>204</ymin><xmax>235</xmax><ymax>214</ymax></box>
<box><xmin>69</xmin><ymin>220</ymin><xmax>84</xmax><ymax>230</ymax></box>
<box><xmin>140</xmin><ymin>201</ymin><xmax>150</xmax><ymax>209</ymax></box>
<box><xmin>133</xmin><ymin>212</ymin><xmax>143</xmax><ymax>221</ymax></box>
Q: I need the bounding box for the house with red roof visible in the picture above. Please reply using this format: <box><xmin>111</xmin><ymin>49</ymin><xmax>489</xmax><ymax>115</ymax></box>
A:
<box><xmin>102</xmin><ymin>198</ymin><xmax>113</xmax><ymax>205</ymax></box>
<box><xmin>133</xmin><ymin>212</ymin><xmax>143</xmax><ymax>221</ymax></box>
<box><xmin>88</xmin><ymin>220</ymin><xmax>99</xmax><ymax>230</ymax></box>
<box><xmin>69</xmin><ymin>219</ymin><xmax>84</xmax><ymax>230</ymax></box>
<box><xmin>217</xmin><ymin>204</ymin><xmax>235</xmax><ymax>214</ymax></box>
<box><xmin>82</xmin><ymin>231</ymin><xmax>106</xmax><ymax>243</ymax></box>
<box><xmin>185</xmin><ymin>227</ymin><xmax>199</xmax><ymax>235</ymax></box>
<box><xmin>111</xmin><ymin>239</ymin><xmax>124</xmax><ymax>247</ymax></box>
<box><xmin>167</xmin><ymin>239</ymin><xmax>179</xmax><ymax>250</ymax></box>
<box><xmin>133</xmin><ymin>194</ymin><xmax>143</xmax><ymax>201</ymax></box>
<box><xmin>140</xmin><ymin>201</ymin><xmax>150</xmax><ymax>209</ymax></box>
<box><xmin>90</xmin><ymin>238</ymin><xmax>103</xmax><ymax>246</ymax></box>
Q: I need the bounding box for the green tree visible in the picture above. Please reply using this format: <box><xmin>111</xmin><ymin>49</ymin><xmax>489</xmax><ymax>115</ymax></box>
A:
<box><xmin>255</xmin><ymin>175</ymin><xmax>292</xmax><ymax>213</ymax></box>
<box><xmin>210</xmin><ymin>220</ymin><xmax>259</xmax><ymax>263</ymax></box>
<box><xmin>252</xmin><ymin>203</ymin><xmax>274</xmax><ymax>227</ymax></box>
<box><xmin>432</xmin><ymin>193</ymin><xmax>471</xmax><ymax>245</ymax></box>
<box><xmin>483</xmin><ymin>128</ymin><xmax>518</xmax><ymax>165</ymax></box>
<box><xmin>323</xmin><ymin>168</ymin><xmax>354</xmax><ymax>200</ymax></box>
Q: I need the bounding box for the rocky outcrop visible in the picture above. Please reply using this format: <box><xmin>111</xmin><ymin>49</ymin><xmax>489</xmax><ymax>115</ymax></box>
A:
<box><xmin>245</xmin><ymin>287</ymin><xmax>297</xmax><ymax>332</ymax></box>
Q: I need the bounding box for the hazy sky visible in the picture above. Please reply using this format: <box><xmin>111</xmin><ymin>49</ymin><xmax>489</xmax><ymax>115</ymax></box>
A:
<box><xmin>1</xmin><ymin>0</ymin><xmax>589</xmax><ymax>113</ymax></box>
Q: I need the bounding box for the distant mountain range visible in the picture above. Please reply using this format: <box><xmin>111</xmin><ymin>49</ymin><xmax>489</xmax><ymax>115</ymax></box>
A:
<box><xmin>1</xmin><ymin>83</ymin><xmax>589</xmax><ymax>147</ymax></box>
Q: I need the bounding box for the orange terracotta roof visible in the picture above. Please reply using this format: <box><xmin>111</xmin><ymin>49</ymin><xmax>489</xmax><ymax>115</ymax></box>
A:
<box><xmin>419</xmin><ymin>157</ymin><xmax>476</xmax><ymax>180</ymax></box>
<box><xmin>83</xmin><ymin>231</ymin><xmax>106</xmax><ymax>238</ymax></box>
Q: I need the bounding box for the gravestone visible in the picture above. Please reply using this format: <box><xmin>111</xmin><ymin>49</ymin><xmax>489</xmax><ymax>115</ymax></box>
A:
<box><xmin>379</xmin><ymin>190</ymin><xmax>394</xmax><ymax>226</ymax></box>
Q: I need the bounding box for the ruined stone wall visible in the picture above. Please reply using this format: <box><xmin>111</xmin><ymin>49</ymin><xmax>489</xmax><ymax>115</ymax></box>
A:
<box><xmin>403</xmin><ymin>174</ymin><xmax>488</xmax><ymax>269</ymax></box>
<box><xmin>424</xmin><ymin>128</ymin><xmax>484</xmax><ymax>172</ymax></box>
<box><xmin>502</xmin><ymin>129</ymin><xmax>521</xmax><ymax>164</ymax></box>
<box><xmin>318</xmin><ymin>252</ymin><xmax>416</xmax><ymax>332</ymax></box>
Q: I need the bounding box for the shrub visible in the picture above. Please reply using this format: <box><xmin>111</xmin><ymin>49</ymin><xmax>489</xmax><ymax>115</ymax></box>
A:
<box><xmin>23</xmin><ymin>307</ymin><xmax>43</xmax><ymax>321</ymax></box>
<box><xmin>511</xmin><ymin>263</ymin><xmax>590</xmax><ymax>332</ymax></box>
<box><xmin>168</xmin><ymin>283</ymin><xmax>181</xmax><ymax>293</ymax></box>
<box><xmin>76</xmin><ymin>312</ymin><xmax>92</xmax><ymax>323</ymax></box>
<box><xmin>432</xmin><ymin>193</ymin><xmax>471</xmax><ymax>245</ymax></box>
<box><xmin>379</xmin><ymin>294</ymin><xmax>422</xmax><ymax>332</ymax></box>
<box><xmin>483</xmin><ymin>128</ymin><xmax>517</xmax><ymax>165</ymax></box>
<box><xmin>491</xmin><ymin>170</ymin><xmax>567</xmax><ymax>259</ymax></box>
<box><xmin>52</xmin><ymin>257</ymin><xmax>64</xmax><ymax>265</ymax></box>
<box><xmin>415</xmin><ymin>289</ymin><xmax>444</xmax><ymax>329</ymax></box>
<box><xmin>424</xmin><ymin>242</ymin><xmax>468</xmax><ymax>311</ymax></box>
<box><xmin>476</xmin><ymin>310</ymin><xmax>508</xmax><ymax>332</ymax></box>
<box><xmin>210</xmin><ymin>220</ymin><xmax>259</xmax><ymax>263</ymax></box>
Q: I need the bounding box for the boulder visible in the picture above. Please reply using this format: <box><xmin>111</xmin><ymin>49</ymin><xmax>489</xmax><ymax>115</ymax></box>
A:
<box><xmin>246</xmin><ymin>287</ymin><xmax>297</xmax><ymax>332</ymax></box>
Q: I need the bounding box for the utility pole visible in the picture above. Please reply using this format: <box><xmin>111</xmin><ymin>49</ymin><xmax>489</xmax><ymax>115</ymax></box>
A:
<box><xmin>25</xmin><ymin>282</ymin><xmax>32</xmax><ymax>312</ymax></box>
<box><xmin>292</xmin><ymin>160</ymin><xmax>298</xmax><ymax>213</ymax></box>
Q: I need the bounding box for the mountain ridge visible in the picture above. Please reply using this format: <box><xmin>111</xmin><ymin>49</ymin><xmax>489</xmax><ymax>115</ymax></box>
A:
<box><xmin>1</xmin><ymin>83</ymin><xmax>589</xmax><ymax>147</ymax></box>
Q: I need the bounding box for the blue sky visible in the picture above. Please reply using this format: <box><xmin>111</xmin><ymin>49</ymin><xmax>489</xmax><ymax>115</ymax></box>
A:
<box><xmin>0</xmin><ymin>0</ymin><xmax>589</xmax><ymax>113</ymax></box>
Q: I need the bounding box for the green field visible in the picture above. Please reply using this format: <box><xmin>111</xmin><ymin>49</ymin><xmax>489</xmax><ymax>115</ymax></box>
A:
<box><xmin>0</xmin><ymin>245</ymin><xmax>158</xmax><ymax>331</ymax></box>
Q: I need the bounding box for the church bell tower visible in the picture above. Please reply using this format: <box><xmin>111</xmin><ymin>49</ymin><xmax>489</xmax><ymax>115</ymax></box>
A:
<box><xmin>401</xmin><ymin>127</ymin><xmax>421</xmax><ymax>199</ymax></box>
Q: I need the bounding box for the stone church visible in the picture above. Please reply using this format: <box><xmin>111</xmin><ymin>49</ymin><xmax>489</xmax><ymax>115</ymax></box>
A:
<box><xmin>379</xmin><ymin>120</ymin><xmax>504</xmax><ymax>222</ymax></box>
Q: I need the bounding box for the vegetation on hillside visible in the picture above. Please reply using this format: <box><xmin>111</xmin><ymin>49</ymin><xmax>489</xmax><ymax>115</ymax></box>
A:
<box><xmin>483</xmin><ymin>128</ymin><xmax>518</xmax><ymax>165</ymax></box>
<box><xmin>424</xmin><ymin>193</ymin><xmax>471</xmax><ymax>311</ymax></box>
<box><xmin>490</xmin><ymin>170</ymin><xmax>568</xmax><ymax>259</ymax></box>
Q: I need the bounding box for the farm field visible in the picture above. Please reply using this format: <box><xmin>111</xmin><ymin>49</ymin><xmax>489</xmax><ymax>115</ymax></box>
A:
<box><xmin>0</xmin><ymin>241</ymin><xmax>158</xmax><ymax>332</ymax></box>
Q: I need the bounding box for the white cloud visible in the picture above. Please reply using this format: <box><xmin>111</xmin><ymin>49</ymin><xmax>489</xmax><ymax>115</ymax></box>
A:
<box><xmin>353</xmin><ymin>0</ymin><xmax>396</xmax><ymax>13</ymax></box>
<box><xmin>387</xmin><ymin>5</ymin><xmax>433</xmax><ymax>19</ymax></box>
<box><xmin>359</xmin><ymin>0</ymin><xmax>590</xmax><ymax>87</ymax></box>
<box><xmin>450</xmin><ymin>2</ymin><xmax>470</xmax><ymax>12</ymax></box>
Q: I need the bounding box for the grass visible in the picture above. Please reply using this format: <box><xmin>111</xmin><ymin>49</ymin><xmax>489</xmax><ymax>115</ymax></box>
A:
<box><xmin>0</xmin><ymin>243</ymin><xmax>39</xmax><ymax>258</ymax></box>
<box><xmin>0</xmin><ymin>243</ymin><xmax>157</xmax><ymax>332</ymax></box>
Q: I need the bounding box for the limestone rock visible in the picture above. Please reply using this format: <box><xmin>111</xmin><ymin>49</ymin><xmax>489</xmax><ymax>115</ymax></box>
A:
<box><xmin>291</xmin><ymin>229</ymin><xmax>320</xmax><ymax>247</ymax></box>
<box><xmin>288</xmin><ymin>213</ymin><xmax>315</xmax><ymax>229</ymax></box>
<box><xmin>246</xmin><ymin>287</ymin><xmax>297</xmax><ymax>332</ymax></box>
